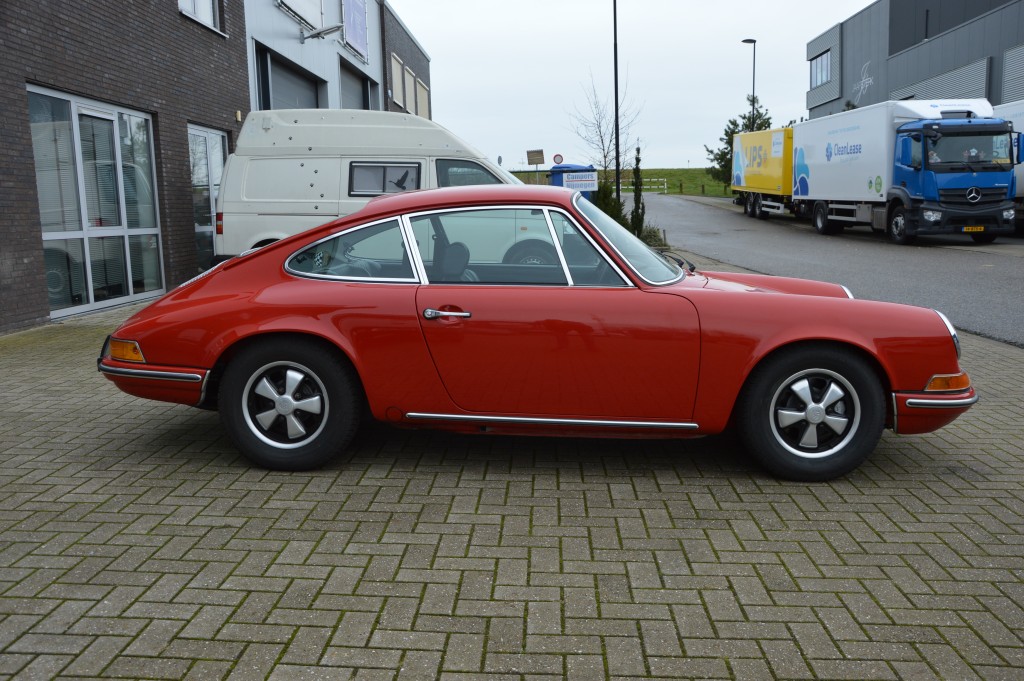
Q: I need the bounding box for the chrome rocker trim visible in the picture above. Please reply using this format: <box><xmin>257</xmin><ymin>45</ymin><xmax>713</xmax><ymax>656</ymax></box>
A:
<box><xmin>904</xmin><ymin>395</ymin><xmax>980</xmax><ymax>409</ymax></box>
<box><xmin>99</xmin><ymin>364</ymin><xmax>204</xmax><ymax>383</ymax></box>
<box><xmin>405</xmin><ymin>413</ymin><xmax>699</xmax><ymax>429</ymax></box>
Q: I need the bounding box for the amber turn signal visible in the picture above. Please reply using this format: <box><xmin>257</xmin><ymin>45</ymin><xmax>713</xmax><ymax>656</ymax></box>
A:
<box><xmin>924</xmin><ymin>371</ymin><xmax>971</xmax><ymax>392</ymax></box>
<box><xmin>109</xmin><ymin>338</ymin><xmax>146</xmax><ymax>363</ymax></box>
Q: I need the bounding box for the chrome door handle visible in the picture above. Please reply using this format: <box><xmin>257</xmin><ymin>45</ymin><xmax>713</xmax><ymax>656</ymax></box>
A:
<box><xmin>423</xmin><ymin>308</ymin><xmax>471</xmax><ymax>319</ymax></box>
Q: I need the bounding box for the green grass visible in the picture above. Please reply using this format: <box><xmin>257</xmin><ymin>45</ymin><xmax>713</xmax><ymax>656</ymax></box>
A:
<box><xmin>511</xmin><ymin>167</ymin><xmax>733</xmax><ymax>197</ymax></box>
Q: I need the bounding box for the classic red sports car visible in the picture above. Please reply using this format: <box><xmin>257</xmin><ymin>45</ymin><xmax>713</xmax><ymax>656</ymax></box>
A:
<box><xmin>98</xmin><ymin>185</ymin><xmax>976</xmax><ymax>480</ymax></box>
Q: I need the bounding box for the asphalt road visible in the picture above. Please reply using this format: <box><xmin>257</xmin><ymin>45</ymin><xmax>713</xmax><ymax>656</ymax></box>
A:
<box><xmin>645</xmin><ymin>193</ymin><xmax>1024</xmax><ymax>348</ymax></box>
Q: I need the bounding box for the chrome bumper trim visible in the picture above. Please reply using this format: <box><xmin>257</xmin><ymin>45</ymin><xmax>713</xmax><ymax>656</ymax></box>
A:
<box><xmin>904</xmin><ymin>395</ymin><xmax>979</xmax><ymax>409</ymax></box>
<box><xmin>405</xmin><ymin>412</ymin><xmax>699</xmax><ymax>429</ymax></box>
<box><xmin>99</xmin><ymin>364</ymin><xmax>204</xmax><ymax>383</ymax></box>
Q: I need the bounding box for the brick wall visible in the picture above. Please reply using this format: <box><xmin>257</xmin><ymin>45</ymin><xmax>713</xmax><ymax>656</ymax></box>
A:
<box><xmin>0</xmin><ymin>0</ymin><xmax>250</xmax><ymax>334</ymax></box>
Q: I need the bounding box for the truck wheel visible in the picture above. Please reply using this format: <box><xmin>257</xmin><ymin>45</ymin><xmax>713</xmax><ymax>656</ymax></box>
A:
<box><xmin>754</xmin><ymin>194</ymin><xmax>768</xmax><ymax>220</ymax></box>
<box><xmin>970</xmin><ymin>234</ymin><xmax>997</xmax><ymax>244</ymax></box>
<box><xmin>744</xmin><ymin>193</ymin><xmax>756</xmax><ymax>217</ymax></box>
<box><xmin>812</xmin><ymin>202</ymin><xmax>840</xmax><ymax>235</ymax></box>
<box><xmin>887</xmin><ymin>207</ymin><xmax>915</xmax><ymax>245</ymax></box>
<box><xmin>736</xmin><ymin>346</ymin><xmax>885</xmax><ymax>481</ymax></box>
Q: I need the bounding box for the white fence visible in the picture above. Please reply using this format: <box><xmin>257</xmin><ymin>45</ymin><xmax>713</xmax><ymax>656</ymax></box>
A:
<box><xmin>618</xmin><ymin>178</ymin><xmax>668</xmax><ymax>194</ymax></box>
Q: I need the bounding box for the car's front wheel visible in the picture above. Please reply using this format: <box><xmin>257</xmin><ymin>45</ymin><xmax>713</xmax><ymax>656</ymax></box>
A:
<box><xmin>219</xmin><ymin>338</ymin><xmax>360</xmax><ymax>470</ymax></box>
<box><xmin>737</xmin><ymin>346</ymin><xmax>885</xmax><ymax>481</ymax></box>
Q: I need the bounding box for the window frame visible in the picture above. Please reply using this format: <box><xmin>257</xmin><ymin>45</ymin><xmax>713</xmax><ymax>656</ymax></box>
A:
<box><xmin>810</xmin><ymin>50</ymin><xmax>831</xmax><ymax>89</ymax></box>
<box><xmin>348</xmin><ymin>161</ymin><xmax>422</xmax><ymax>197</ymax></box>
<box><xmin>178</xmin><ymin>0</ymin><xmax>220</xmax><ymax>31</ymax></box>
<box><xmin>284</xmin><ymin>218</ymin><xmax>419</xmax><ymax>283</ymax></box>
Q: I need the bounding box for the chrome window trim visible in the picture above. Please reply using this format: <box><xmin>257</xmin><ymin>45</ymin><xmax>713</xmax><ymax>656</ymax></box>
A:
<box><xmin>402</xmin><ymin>203</ymin><xmax>634</xmax><ymax>288</ymax></box>
<box><xmin>284</xmin><ymin>217</ymin><xmax>420</xmax><ymax>283</ymax></box>
<box><xmin>405</xmin><ymin>412</ymin><xmax>699</xmax><ymax>429</ymax></box>
<box><xmin>572</xmin><ymin>193</ymin><xmax>684</xmax><ymax>287</ymax></box>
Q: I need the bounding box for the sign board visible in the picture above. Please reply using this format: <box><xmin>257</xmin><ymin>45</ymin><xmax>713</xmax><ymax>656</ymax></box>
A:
<box><xmin>526</xmin><ymin>149</ymin><xmax>545</xmax><ymax>165</ymax></box>
<box><xmin>564</xmin><ymin>171</ymin><xmax>598</xmax><ymax>191</ymax></box>
<box><xmin>553</xmin><ymin>153</ymin><xmax>564</xmax><ymax>164</ymax></box>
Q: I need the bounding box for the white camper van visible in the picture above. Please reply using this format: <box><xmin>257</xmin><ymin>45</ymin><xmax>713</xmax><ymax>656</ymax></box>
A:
<box><xmin>214</xmin><ymin>109</ymin><xmax>521</xmax><ymax>260</ymax></box>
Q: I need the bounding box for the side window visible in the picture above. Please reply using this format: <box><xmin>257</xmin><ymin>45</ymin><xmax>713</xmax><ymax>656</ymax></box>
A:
<box><xmin>350</xmin><ymin>162</ymin><xmax>420</xmax><ymax>197</ymax></box>
<box><xmin>409</xmin><ymin>209</ymin><xmax>566</xmax><ymax>286</ymax></box>
<box><xmin>287</xmin><ymin>219</ymin><xmax>415</xmax><ymax>280</ymax></box>
<box><xmin>549</xmin><ymin>212</ymin><xmax>628</xmax><ymax>287</ymax></box>
<box><xmin>436</xmin><ymin>159</ymin><xmax>502</xmax><ymax>187</ymax></box>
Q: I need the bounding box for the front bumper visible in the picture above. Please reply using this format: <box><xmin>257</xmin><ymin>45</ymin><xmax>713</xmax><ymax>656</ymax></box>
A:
<box><xmin>912</xmin><ymin>201</ymin><xmax>1015</xmax><ymax>237</ymax></box>
<box><xmin>891</xmin><ymin>387</ymin><xmax>978</xmax><ymax>434</ymax></box>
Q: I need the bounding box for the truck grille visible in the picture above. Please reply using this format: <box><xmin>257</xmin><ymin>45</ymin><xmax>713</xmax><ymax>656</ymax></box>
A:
<box><xmin>939</xmin><ymin>187</ymin><xmax>1006</xmax><ymax>207</ymax></box>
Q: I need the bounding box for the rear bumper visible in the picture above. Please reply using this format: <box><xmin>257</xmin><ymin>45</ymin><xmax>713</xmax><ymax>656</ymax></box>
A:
<box><xmin>98</xmin><ymin>337</ymin><xmax>208</xmax><ymax>407</ymax></box>
<box><xmin>892</xmin><ymin>388</ymin><xmax>978</xmax><ymax>435</ymax></box>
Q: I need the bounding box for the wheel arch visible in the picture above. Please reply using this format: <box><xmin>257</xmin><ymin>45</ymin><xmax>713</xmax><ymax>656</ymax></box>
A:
<box><xmin>200</xmin><ymin>330</ymin><xmax>367</xmax><ymax>411</ymax></box>
<box><xmin>728</xmin><ymin>338</ymin><xmax>894</xmax><ymax>429</ymax></box>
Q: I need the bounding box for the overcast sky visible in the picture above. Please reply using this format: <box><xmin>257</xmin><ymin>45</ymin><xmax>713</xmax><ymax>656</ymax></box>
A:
<box><xmin>386</xmin><ymin>0</ymin><xmax>874</xmax><ymax>169</ymax></box>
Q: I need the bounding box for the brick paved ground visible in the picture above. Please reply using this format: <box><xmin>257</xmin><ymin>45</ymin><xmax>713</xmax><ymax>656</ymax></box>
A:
<box><xmin>0</xmin><ymin>295</ymin><xmax>1021</xmax><ymax>680</ymax></box>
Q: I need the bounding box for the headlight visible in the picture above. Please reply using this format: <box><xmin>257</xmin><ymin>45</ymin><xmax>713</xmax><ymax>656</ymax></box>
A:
<box><xmin>934</xmin><ymin>310</ymin><xmax>960</xmax><ymax>360</ymax></box>
<box><xmin>1003</xmin><ymin>208</ymin><xmax>1016</xmax><ymax>220</ymax></box>
<box><xmin>922</xmin><ymin>209</ymin><xmax>942</xmax><ymax>222</ymax></box>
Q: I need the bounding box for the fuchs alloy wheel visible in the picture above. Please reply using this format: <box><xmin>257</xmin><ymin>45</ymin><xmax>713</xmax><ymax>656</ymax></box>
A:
<box><xmin>219</xmin><ymin>339</ymin><xmax>360</xmax><ymax>470</ymax></box>
<box><xmin>738</xmin><ymin>347</ymin><xmax>885</xmax><ymax>481</ymax></box>
<box><xmin>504</xmin><ymin>242</ymin><xmax>557</xmax><ymax>266</ymax></box>
<box><xmin>887</xmin><ymin>206</ymin><xmax>914</xmax><ymax>245</ymax></box>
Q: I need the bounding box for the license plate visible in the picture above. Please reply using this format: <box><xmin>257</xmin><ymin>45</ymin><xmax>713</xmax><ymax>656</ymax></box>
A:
<box><xmin>963</xmin><ymin>225</ymin><xmax>985</xmax><ymax>233</ymax></box>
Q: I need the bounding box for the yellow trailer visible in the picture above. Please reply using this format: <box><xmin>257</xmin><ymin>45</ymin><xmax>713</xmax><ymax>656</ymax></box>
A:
<box><xmin>731</xmin><ymin>127</ymin><xmax>793</xmax><ymax>219</ymax></box>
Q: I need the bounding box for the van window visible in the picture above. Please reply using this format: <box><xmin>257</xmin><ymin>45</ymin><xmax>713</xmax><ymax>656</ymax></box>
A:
<box><xmin>350</xmin><ymin>162</ymin><xmax>420</xmax><ymax>196</ymax></box>
<box><xmin>436</xmin><ymin>159</ymin><xmax>502</xmax><ymax>187</ymax></box>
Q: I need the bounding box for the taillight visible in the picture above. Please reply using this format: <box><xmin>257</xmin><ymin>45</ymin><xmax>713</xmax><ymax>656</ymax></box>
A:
<box><xmin>216</xmin><ymin>212</ymin><xmax>223</xmax><ymax>235</ymax></box>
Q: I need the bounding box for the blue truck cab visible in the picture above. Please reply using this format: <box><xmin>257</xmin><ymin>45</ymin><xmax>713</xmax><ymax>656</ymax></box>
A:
<box><xmin>893</xmin><ymin>115</ymin><xmax>1022</xmax><ymax>243</ymax></box>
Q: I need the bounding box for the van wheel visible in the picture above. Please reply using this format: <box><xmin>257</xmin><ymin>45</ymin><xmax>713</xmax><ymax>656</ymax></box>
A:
<box><xmin>503</xmin><ymin>242</ymin><xmax>557</xmax><ymax>266</ymax></box>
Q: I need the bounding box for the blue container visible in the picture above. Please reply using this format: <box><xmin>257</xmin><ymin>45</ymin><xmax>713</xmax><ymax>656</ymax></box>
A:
<box><xmin>548</xmin><ymin>163</ymin><xmax>595</xmax><ymax>201</ymax></box>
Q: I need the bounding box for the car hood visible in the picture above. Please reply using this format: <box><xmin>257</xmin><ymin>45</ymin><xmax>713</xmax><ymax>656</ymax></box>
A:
<box><xmin>677</xmin><ymin>270</ymin><xmax>852</xmax><ymax>299</ymax></box>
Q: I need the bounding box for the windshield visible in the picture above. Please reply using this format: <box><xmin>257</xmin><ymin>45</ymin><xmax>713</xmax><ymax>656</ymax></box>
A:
<box><xmin>928</xmin><ymin>133</ymin><xmax>1013</xmax><ymax>171</ymax></box>
<box><xmin>574</xmin><ymin>195</ymin><xmax>682</xmax><ymax>285</ymax></box>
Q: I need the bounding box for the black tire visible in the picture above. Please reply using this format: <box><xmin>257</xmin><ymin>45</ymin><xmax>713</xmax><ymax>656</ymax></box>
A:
<box><xmin>736</xmin><ymin>346</ymin><xmax>885</xmax><ymax>481</ymax></box>
<box><xmin>503</xmin><ymin>242</ymin><xmax>557</xmax><ymax>265</ymax></box>
<box><xmin>219</xmin><ymin>338</ymin><xmax>361</xmax><ymax>470</ymax></box>
<box><xmin>970</xmin><ymin>233</ymin><xmax>997</xmax><ymax>244</ymax></box>
<box><xmin>754</xmin><ymin>194</ymin><xmax>768</xmax><ymax>220</ymax></box>
<box><xmin>887</xmin><ymin>206</ymin><xmax>915</xmax><ymax>245</ymax></box>
<box><xmin>744</xmin><ymin>193</ymin><xmax>756</xmax><ymax>218</ymax></box>
<box><xmin>812</xmin><ymin>202</ymin><xmax>840</xmax><ymax>235</ymax></box>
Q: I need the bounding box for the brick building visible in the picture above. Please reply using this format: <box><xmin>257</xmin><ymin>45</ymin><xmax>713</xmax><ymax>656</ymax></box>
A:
<box><xmin>0</xmin><ymin>0</ymin><xmax>429</xmax><ymax>334</ymax></box>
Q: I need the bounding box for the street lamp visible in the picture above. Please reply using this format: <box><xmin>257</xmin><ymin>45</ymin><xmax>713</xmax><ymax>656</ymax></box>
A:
<box><xmin>742</xmin><ymin>38</ymin><xmax>756</xmax><ymax>131</ymax></box>
<box><xmin>613</xmin><ymin>0</ymin><xmax>621</xmax><ymax>202</ymax></box>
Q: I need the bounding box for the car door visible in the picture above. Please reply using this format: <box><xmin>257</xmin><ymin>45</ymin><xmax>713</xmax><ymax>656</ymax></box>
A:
<box><xmin>410</xmin><ymin>207</ymin><xmax>701</xmax><ymax>420</ymax></box>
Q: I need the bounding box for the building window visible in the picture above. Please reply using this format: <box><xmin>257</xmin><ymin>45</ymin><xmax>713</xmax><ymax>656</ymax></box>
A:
<box><xmin>404</xmin><ymin>67</ymin><xmax>416</xmax><ymax>113</ymax></box>
<box><xmin>188</xmin><ymin>126</ymin><xmax>228</xmax><ymax>271</ymax></box>
<box><xmin>179</xmin><ymin>0</ymin><xmax>219</xmax><ymax>30</ymax></box>
<box><xmin>810</xmin><ymin>51</ymin><xmax>831</xmax><ymax>89</ymax></box>
<box><xmin>391</xmin><ymin>54</ymin><xmax>405</xmax><ymax>108</ymax></box>
<box><xmin>416</xmin><ymin>79</ymin><xmax>430</xmax><ymax>118</ymax></box>
<box><xmin>28</xmin><ymin>87</ymin><xmax>163</xmax><ymax>317</ymax></box>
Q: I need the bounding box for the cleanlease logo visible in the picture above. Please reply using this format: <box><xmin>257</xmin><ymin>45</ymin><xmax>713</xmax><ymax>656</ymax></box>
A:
<box><xmin>826</xmin><ymin>141</ymin><xmax>863</xmax><ymax>161</ymax></box>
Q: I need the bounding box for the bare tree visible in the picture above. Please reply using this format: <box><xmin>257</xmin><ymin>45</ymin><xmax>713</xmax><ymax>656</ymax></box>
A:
<box><xmin>570</xmin><ymin>75</ymin><xmax>641</xmax><ymax>175</ymax></box>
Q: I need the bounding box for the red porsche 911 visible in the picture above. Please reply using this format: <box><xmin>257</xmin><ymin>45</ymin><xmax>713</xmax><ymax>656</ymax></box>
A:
<box><xmin>98</xmin><ymin>185</ymin><xmax>976</xmax><ymax>480</ymax></box>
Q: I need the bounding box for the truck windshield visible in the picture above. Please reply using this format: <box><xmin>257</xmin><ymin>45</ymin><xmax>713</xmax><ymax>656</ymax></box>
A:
<box><xmin>928</xmin><ymin>133</ymin><xmax>1013</xmax><ymax>171</ymax></box>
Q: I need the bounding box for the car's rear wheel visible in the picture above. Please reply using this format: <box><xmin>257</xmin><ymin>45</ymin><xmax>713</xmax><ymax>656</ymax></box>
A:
<box><xmin>737</xmin><ymin>346</ymin><xmax>885</xmax><ymax>481</ymax></box>
<box><xmin>219</xmin><ymin>338</ymin><xmax>360</xmax><ymax>470</ymax></box>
